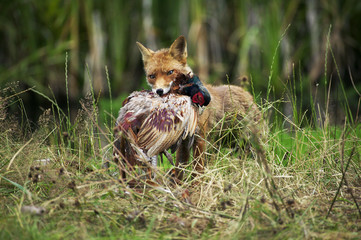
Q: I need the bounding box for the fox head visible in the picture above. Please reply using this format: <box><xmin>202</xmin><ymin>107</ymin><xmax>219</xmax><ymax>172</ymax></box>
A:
<box><xmin>136</xmin><ymin>36</ymin><xmax>193</xmax><ymax>96</ymax></box>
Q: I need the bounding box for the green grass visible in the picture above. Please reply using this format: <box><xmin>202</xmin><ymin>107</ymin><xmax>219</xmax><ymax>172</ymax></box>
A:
<box><xmin>0</xmin><ymin>82</ymin><xmax>360</xmax><ymax>240</ymax></box>
<box><xmin>2</xmin><ymin>1</ymin><xmax>361</xmax><ymax>123</ymax></box>
<box><xmin>1</xmin><ymin>21</ymin><xmax>361</xmax><ymax>238</ymax></box>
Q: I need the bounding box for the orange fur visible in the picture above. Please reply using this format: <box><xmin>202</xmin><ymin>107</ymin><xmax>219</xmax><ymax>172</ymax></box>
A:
<box><xmin>137</xmin><ymin>36</ymin><xmax>261</xmax><ymax>180</ymax></box>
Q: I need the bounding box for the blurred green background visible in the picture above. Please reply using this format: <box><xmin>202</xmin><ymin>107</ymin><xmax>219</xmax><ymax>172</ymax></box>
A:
<box><xmin>1</xmin><ymin>0</ymin><xmax>360</xmax><ymax>126</ymax></box>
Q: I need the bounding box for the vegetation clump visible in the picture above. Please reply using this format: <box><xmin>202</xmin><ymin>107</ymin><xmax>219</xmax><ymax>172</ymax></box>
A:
<box><xmin>0</xmin><ymin>75</ymin><xmax>360</xmax><ymax>239</ymax></box>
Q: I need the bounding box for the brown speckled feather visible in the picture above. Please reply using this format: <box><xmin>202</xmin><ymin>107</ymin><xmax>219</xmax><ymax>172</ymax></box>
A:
<box><xmin>115</xmin><ymin>91</ymin><xmax>198</xmax><ymax>159</ymax></box>
<box><xmin>137</xmin><ymin>94</ymin><xmax>197</xmax><ymax>156</ymax></box>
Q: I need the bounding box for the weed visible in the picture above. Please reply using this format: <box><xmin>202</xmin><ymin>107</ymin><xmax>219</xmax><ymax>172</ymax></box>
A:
<box><xmin>1</xmin><ymin>31</ymin><xmax>361</xmax><ymax>240</ymax></box>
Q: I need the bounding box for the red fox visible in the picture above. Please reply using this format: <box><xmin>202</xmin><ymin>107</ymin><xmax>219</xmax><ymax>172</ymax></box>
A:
<box><xmin>136</xmin><ymin>36</ymin><xmax>261</xmax><ymax>180</ymax></box>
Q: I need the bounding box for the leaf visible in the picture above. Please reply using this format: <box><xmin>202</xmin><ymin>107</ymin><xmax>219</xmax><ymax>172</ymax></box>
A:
<box><xmin>0</xmin><ymin>174</ymin><xmax>32</xmax><ymax>196</ymax></box>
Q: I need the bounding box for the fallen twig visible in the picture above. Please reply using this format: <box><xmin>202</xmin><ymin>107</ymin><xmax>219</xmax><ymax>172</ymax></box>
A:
<box><xmin>326</xmin><ymin>146</ymin><xmax>356</xmax><ymax>218</ymax></box>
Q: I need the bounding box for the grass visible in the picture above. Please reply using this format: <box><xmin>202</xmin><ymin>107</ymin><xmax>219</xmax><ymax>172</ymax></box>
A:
<box><xmin>0</xmin><ymin>79</ymin><xmax>360</xmax><ymax>239</ymax></box>
<box><xmin>1</xmin><ymin>26</ymin><xmax>360</xmax><ymax>238</ymax></box>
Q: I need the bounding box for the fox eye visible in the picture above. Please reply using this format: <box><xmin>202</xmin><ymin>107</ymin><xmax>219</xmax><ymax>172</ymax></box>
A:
<box><xmin>167</xmin><ymin>70</ymin><xmax>174</xmax><ymax>75</ymax></box>
<box><xmin>148</xmin><ymin>74</ymin><xmax>156</xmax><ymax>79</ymax></box>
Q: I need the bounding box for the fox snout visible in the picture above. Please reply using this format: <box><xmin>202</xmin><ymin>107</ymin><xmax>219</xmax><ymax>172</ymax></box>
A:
<box><xmin>150</xmin><ymin>77</ymin><xmax>173</xmax><ymax>96</ymax></box>
<box><xmin>155</xmin><ymin>88</ymin><xmax>164</xmax><ymax>96</ymax></box>
<box><xmin>152</xmin><ymin>84</ymin><xmax>171</xmax><ymax>96</ymax></box>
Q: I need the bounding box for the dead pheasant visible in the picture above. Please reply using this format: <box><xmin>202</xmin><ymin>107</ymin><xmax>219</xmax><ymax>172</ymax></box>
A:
<box><xmin>113</xmin><ymin>73</ymin><xmax>210</xmax><ymax>181</ymax></box>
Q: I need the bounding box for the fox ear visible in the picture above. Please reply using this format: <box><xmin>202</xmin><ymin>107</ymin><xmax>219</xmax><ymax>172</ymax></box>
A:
<box><xmin>169</xmin><ymin>36</ymin><xmax>187</xmax><ymax>64</ymax></box>
<box><xmin>136</xmin><ymin>42</ymin><xmax>154</xmax><ymax>62</ymax></box>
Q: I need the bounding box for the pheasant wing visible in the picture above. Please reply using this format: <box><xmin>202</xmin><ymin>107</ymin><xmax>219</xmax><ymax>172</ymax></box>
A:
<box><xmin>137</xmin><ymin>94</ymin><xmax>198</xmax><ymax>157</ymax></box>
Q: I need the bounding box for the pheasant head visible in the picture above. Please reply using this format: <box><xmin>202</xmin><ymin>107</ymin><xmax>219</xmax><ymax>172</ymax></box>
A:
<box><xmin>171</xmin><ymin>73</ymin><xmax>211</xmax><ymax>107</ymax></box>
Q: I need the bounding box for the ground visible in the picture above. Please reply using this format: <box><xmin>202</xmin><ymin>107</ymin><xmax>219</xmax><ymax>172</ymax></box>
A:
<box><xmin>0</xmin><ymin>94</ymin><xmax>360</xmax><ymax>239</ymax></box>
